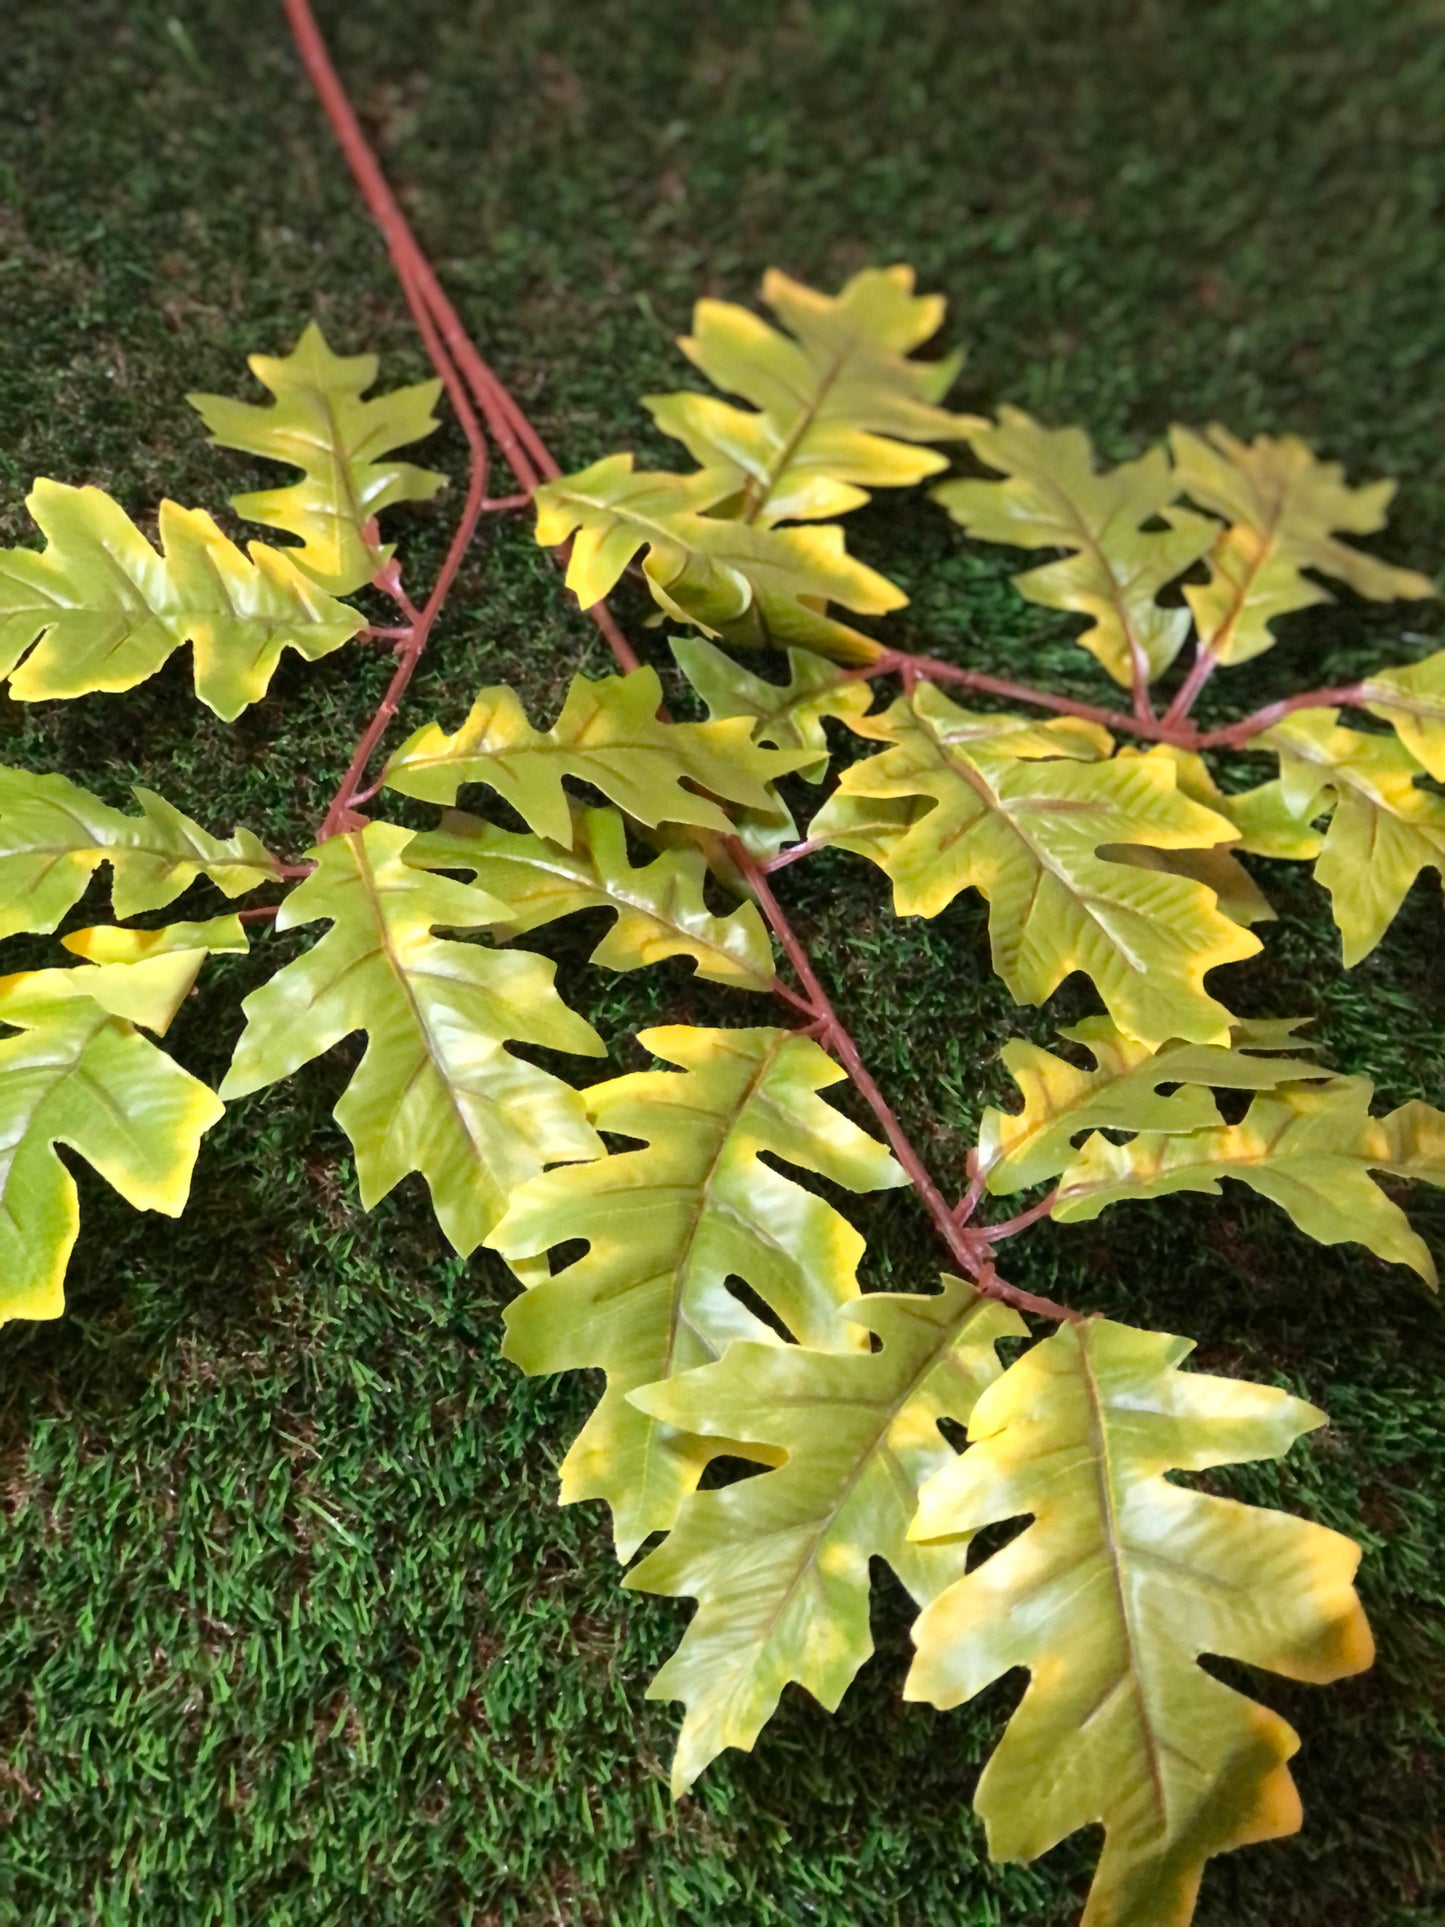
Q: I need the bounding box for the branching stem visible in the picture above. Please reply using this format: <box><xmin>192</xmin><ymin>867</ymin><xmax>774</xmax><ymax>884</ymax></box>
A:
<box><xmin>285</xmin><ymin>0</ymin><xmax>1084</xmax><ymax>1322</ymax></box>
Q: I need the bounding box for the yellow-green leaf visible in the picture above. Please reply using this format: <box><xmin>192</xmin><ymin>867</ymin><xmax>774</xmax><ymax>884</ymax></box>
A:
<box><xmin>219</xmin><ymin>823</ymin><xmax>604</xmax><ymax>1255</ymax></box>
<box><xmin>0</xmin><ymin>956</ymin><xmax>226</xmax><ymax>1324</ymax></box>
<box><xmin>1104</xmin><ymin>746</ymin><xmax>1279</xmax><ymax>926</ymax></box>
<box><xmin>533</xmin><ymin>454</ymin><xmax>903</xmax><ymax>664</ymax></box>
<box><xmin>935</xmin><ymin>409</ymin><xmax>1216</xmax><ymax>686</ymax></box>
<box><xmin>61</xmin><ymin>913</ymin><xmax>249</xmax><ymax>963</ymax></box>
<box><xmin>489</xmin><ymin>1025</ymin><xmax>905</xmax><ymax>1558</ymax></box>
<box><xmin>1055</xmin><ymin>1074</ymin><xmax>1445</xmax><ymax>1284</ymax></box>
<box><xmin>645</xmin><ymin>265</ymin><xmax>976</xmax><ymax>525</ymax></box>
<box><xmin>406</xmin><ymin>804</ymin><xmax>775</xmax><ymax>989</ymax></box>
<box><xmin>671</xmin><ymin>636</ymin><xmax>872</xmax><ymax>773</ymax></box>
<box><xmin>670</xmin><ymin>635</ymin><xmax>874</xmax><ymax>855</ymax></box>
<box><xmin>0</xmin><ymin>484</ymin><xmax>364</xmax><ymax>718</ymax></box>
<box><xmin>188</xmin><ymin>321</ymin><xmax>446</xmax><ymax>595</ymax></box>
<box><xmin>625</xmin><ymin>1277</ymin><xmax>1024</xmax><ymax>1793</ymax></box>
<box><xmin>0</xmin><ymin>766</ymin><xmax>280</xmax><ymax>940</ymax></box>
<box><xmin>907</xmin><ymin>1318</ymin><xmax>1373</xmax><ymax>1927</ymax></box>
<box><xmin>384</xmin><ymin>665</ymin><xmax>810</xmax><ymax>843</ymax></box>
<box><xmin>1361</xmin><ymin>649</ymin><xmax>1445</xmax><ymax>779</ymax></box>
<box><xmin>1170</xmin><ymin>425</ymin><xmax>1435</xmax><ymax>668</ymax></box>
<box><xmin>978</xmin><ymin>1016</ymin><xmax>1326</xmax><ymax>1195</ymax></box>
<box><xmin>809</xmin><ymin>686</ymin><xmax>1259</xmax><ymax>1046</ymax></box>
<box><xmin>1250</xmin><ymin>706</ymin><xmax>1445</xmax><ymax>963</ymax></box>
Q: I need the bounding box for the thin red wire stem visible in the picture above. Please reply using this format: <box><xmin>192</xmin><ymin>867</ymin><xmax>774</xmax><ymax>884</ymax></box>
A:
<box><xmin>284</xmin><ymin>0</ymin><xmax>1080</xmax><ymax>1321</ymax></box>
<box><xmin>975</xmin><ymin>1190</ymin><xmax>1061</xmax><ymax>1242</ymax></box>
<box><xmin>1160</xmin><ymin>644</ymin><xmax>1219</xmax><ymax>728</ymax></box>
<box><xmin>1190</xmin><ymin>682</ymin><xmax>1367</xmax><ymax>749</ymax></box>
<box><xmin>315</xmin><ymin>283</ymin><xmax>489</xmax><ymax>842</ymax></box>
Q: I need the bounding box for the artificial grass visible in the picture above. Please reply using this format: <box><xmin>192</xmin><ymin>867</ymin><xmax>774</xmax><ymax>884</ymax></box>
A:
<box><xmin>0</xmin><ymin>0</ymin><xmax>1442</xmax><ymax>1921</ymax></box>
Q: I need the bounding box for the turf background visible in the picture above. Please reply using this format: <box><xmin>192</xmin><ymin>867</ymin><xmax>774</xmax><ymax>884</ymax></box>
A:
<box><xmin>0</xmin><ymin>1</ymin><xmax>1442</xmax><ymax>1921</ymax></box>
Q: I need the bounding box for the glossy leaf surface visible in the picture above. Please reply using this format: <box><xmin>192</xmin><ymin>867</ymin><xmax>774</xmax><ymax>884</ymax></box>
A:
<box><xmin>1170</xmin><ymin>425</ymin><xmax>1434</xmax><ymax>667</ymax></box>
<box><xmin>908</xmin><ymin>1319</ymin><xmax>1373</xmax><ymax>1927</ymax></box>
<box><xmin>220</xmin><ymin>823</ymin><xmax>604</xmax><ymax>1255</ymax></box>
<box><xmin>406</xmin><ymin>804</ymin><xmax>775</xmax><ymax>989</ymax></box>
<box><xmin>1251</xmin><ymin>706</ymin><xmax>1445</xmax><ymax>963</ymax></box>
<box><xmin>490</xmin><ymin>1026</ymin><xmax>904</xmax><ymax>1557</ymax></box>
<box><xmin>936</xmin><ymin>409</ymin><xmax>1215</xmax><ymax>685</ymax></box>
<box><xmin>0</xmin><ymin>483</ymin><xmax>362</xmax><ymax>717</ymax></box>
<box><xmin>188</xmin><ymin>321</ymin><xmax>445</xmax><ymax>595</ymax></box>
<box><xmin>1055</xmin><ymin>1075</ymin><xmax>1445</xmax><ymax>1284</ymax></box>
<box><xmin>385</xmin><ymin>666</ymin><xmax>810</xmax><ymax>843</ymax></box>
<box><xmin>0</xmin><ymin>955</ymin><xmax>225</xmax><ymax>1324</ymax></box>
<box><xmin>626</xmin><ymin>1279</ymin><xmax>1023</xmax><ymax>1793</ymax></box>
<box><xmin>978</xmin><ymin>1017</ymin><xmax>1326</xmax><ymax>1195</ymax></box>
<box><xmin>645</xmin><ymin>265</ymin><xmax>975</xmax><ymax>524</ymax></box>
<box><xmin>0</xmin><ymin>766</ymin><xmax>279</xmax><ymax>940</ymax></box>
<box><xmin>533</xmin><ymin>454</ymin><xmax>903</xmax><ymax>663</ymax></box>
<box><xmin>809</xmin><ymin>686</ymin><xmax>1258</xmax><ymax>1045</ymax></box>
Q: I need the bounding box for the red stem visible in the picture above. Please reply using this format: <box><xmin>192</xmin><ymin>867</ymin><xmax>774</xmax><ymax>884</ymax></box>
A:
<box><xmin>856</xmin><ymin>651</ymin><xmax>1180</xmax><ymax>741</ymax></box>
<box><xmin>1160</xmin><ymin>643</ymin><xmax>1219</xmax><ymax>728</ymax></box>
<box><xmin>976</xmin><ymin>1190</ymin><xmax>1060</xmax><ymax>1242</ymax></box>
<box><xmin>1191</xmin><ymin>682</ymin><xmax>1366</xmax><ymax>749</ymax></box>
<box><xmin>283</xmin><ymin>0</ymin><xmax>1076</xmax><ymax>1322</ymax></box>
<box><xmin>316</xmin><ymin>279</ymin><xmax>490</xmax><ymax>842</ymax></box>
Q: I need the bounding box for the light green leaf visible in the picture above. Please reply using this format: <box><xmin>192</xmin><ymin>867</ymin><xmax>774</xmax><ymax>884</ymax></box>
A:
<box><xmin>978</xmin><ymin>1016</ymin><xmax>1327</xmax><ymax>1195</ymax></box>
<box><xmin>406</xmin><ymin>804</ymin><xmax>775</xmax><ymax>989</ymax></box>
<box><xmin>1362</xmin><ymin>650</ymin><xmax>1445</xmax><ymax>779</ymax></box>
<box><xmin>645</xmin><ymin>265</ymin><xmax>976</xmax><ymax>525</ymax></box>
<box><xmin>908</xmin><ymin>1318</ymin><xmax>1373</xmax><ymax>1927</ymax></box>
<box><xmin>533</xmin><ymin>454</ymin><xmax>904</xmax><ymax>664</ymax></box>
<box><xmin>1055</xmin><ymin>1074</ymin><xmax>1445</xmax><ymax>1284</ymax></box>
<box><xmin>219</xmin><ymin>823</ymin><xmax>604</xmax><ymax>1255</ymax></box>
<box><xmin>188</xmin><ymin>320</ymin><xmax>446</xmax><ymax>595</ymax></box>
<box><xmin>489</xmin><ymin>1025</ymin><xmax>905</xmax><ymax>1557</ymax></box>
<box><xmin>1250</xmin><ymin>706</ymin><xmax>1445</xmax><ymax>963</ymax></box>
<box><xmin>61</xmin><ymin>914</ymin><xmax>249</xmax><ymax>963</ymax></box>
<box><xmin>809</xmin><ymin>685</ymin><xmax>1259</xmax><ymax>1046</ymax></box>
<box><xmin>0</xmin><ymin>483</ymin><xmax>363</xmax><ymax>717</ymax></box>
<box><xmin>1105</xmin><ymin>746</ymin><xmax>1281</xmax><ymax>926</ymax></box>
<box><xmin>0</xmin><ymin>956</ymin><xmax>226</xmax><ymax>1324</ymax></box>
<box><xmin>0</xmin><ymin>766</ymin><xmax>280</xmax><ymax>940</ymax></box>
<box><xmin>670</xmin><ymin>635</ymin><xmax>874</xmax><ymax>855</ymax></box>
<box><xmin>935</xmin><ymin>408</ymin><xmax>1216</xmax><ymax>685</ymax></box>
<box><xmin>670</xmin><ymin>636</ymin><xmax>873</xmax><ymax>774</ymax></box>
<box><xmin>384</xmin><ymin>665</ymin><xmax>810</xmax><ymax>844</ymax></box>
<box><xmin>1170</xmin><ymin>425</ymin><xmax>1435</xmax><ymax>668</ymax></box>
<box><xmin>625</xmin><ymin>1277</ymin><xmax>1024</xmax><ymax>1793</ymax></box>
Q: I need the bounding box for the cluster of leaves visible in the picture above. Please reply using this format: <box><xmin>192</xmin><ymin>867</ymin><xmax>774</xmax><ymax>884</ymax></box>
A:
<box><xmin>2</xmin><ymin>267</ymin><xmax>1441</xmax><ymax>1926</ymax></box>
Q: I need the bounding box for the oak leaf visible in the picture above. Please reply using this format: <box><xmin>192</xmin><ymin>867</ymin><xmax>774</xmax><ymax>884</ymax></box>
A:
<box><xmin>220</xmin><ymin>823</ymin><xmax>604</xmax><ymax>1255</ymax></box>
<box><xmin>0</xmin><ymin>483</ymin><xmax>363</xmax><ymax>717</ymax></box>
<box><xmin>809</xmin><ymin>686</ymin><xmax>1259</xmax><ymax>1046</ymax></box>
<box><xmin>625</xmin><ymin>1278</ymin><xmax>1024</xmax><ymax>1793</ymax></box>
<box><xmin>384</xmin><ymin>666</ymin><xmax>810</xmax><ymax>844</ymax></box>
<box><xmin>532</xmin><ymin>453</ymin><xmax>903</xmax><ymax>663</ymax></box>
<box><xmin>671</xmin><ymin>635</ymin><xmax>872</xmax><ymax>854</ymax></box>
<box><xmin>1362</xmin><ymin>649</ymin><xmax>1445</xmax><ymax>779</ymax></box>
<box><xmin>0</xmin><ymin>766</ymin><xmax>279</xmax><ymax>940</ymax></box>
<box><xmin>908</xmin><ymin>1319</ymin><xmax>1372</xmax><ymax>1927</ymax></box>
<box><xmin>1250</xmin><ymin>706</ymin><xmax>1445</xmax><ymax>962</ymax></box>
<box><xmin>978</xmin><ymin>1016</ymin><xmax>1326</xmax><ymax>1195</ymax></box>
<box><xmin>935</xmin><ymin>409</ymin><xmax>1215</xmax><ymax>685</ymax></box>
<box><xmin>188</xmin><ymin>321</ymin><xmax>446</xmax><ymax>595</ymax></box>
<box><xmin>1170</xmin><ymin>425</ymin><xmax>1434</xmax><ymax>668</ymax></box>
<box><xmin>406</xmin><ymin>804</ymin><xmax>774</xmax><ymax>989</ymax></box>
<box><xmin>0</xmin><ymin>952</ymin><xmax>227</xmax><ymax>1324</ymax></box>
<box><xmin>646</xmin><ymin>265</ymin><xmax>976</xmax><ymax>525</ymax></box>
<box><xmin>1054</xmin><ymin>1074</ymin><xmax>1445</xmax><ymax>1284</ymax></box>
<box><xmin>489</xmin><ymin>1026</ymin><xmax>904</xmax><ymax>1557</ymax></box>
